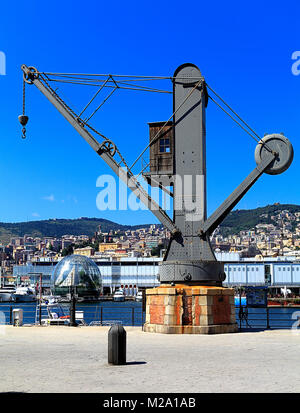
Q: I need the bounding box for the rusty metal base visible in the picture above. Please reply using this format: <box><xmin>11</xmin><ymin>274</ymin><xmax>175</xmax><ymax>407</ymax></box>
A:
<box><xmin>143</xmin><ymin>284</ymin><xmax>238</xmax><ymax>335</ymax></box>
<box><xmin>143</xmin><ymin>323</ymin><xmax>238</xmax><ymax>334</ymax></box>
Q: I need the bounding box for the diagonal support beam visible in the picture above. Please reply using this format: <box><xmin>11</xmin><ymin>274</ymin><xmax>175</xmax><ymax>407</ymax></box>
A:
<box><xmin>21</xmin><ymin>65</ymin><xmax>177</xmax><ymax>234</ymax></box>
<box><xmin>201</xmin><ymin>152</ymin><xmax>276</xmax><ymax>236</ymax></box>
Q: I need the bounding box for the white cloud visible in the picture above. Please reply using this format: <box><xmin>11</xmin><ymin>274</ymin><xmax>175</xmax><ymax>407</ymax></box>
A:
<box><xmin>42</xmin><ymin>194</ymin><xmax>55</xmax><ymax>202</ymax></box>
<box><xmin>32</xmin><ymin>212</ymin><xmax>40</xmax><ymax>217</ymax></box>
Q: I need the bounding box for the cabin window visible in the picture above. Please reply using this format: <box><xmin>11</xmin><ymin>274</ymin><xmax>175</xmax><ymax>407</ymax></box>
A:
<box><xmin>159</xmin><ymin>138</ymin><xmax>170</xmax><ymax>153</ymax></box>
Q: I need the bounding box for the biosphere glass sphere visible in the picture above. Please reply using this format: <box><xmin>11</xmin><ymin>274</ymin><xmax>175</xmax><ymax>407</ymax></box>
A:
<box><xmin>51</xmin><ymin>254</ymin><xmax>102</xmax><ymax>297</ymax></box>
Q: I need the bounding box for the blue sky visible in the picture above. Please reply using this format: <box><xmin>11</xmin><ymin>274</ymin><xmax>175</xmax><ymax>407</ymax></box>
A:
<box><xmin>0</xmin><ymin>0</ymin><xmax>299</xmax><ymax>225</ymax></box>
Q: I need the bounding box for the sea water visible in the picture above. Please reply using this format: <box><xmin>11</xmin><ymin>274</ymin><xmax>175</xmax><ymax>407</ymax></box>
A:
<box><xmin>0</xmin><ymin>301</ymin><xmax>299</xmax><ymax>330</ymax></box>
<box><xmin>0</xmin><ymin>301</ymin><xmax>144</xmax><ymax>327</ymax></box>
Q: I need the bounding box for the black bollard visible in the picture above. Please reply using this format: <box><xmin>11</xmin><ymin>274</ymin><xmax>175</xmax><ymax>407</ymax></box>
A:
<box><xmin>108</xmin><ymin>324</ymin><xmax>126</xmax><ymax>365</ymax></box>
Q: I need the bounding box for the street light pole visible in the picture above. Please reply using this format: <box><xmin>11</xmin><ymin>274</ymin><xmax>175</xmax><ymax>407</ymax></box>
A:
<box><xmin>69</xmin><ymin>271</ymin><xmax>77</xmax><ymax>327</ymax></box>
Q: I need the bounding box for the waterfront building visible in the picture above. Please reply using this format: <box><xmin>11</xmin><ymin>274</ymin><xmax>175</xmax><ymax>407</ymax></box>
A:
<box><xmin>98</xmin><ymin>242</ymin><xmax>121</xmax><ymax>253</ymax></box>
<box><xmin>73</xmin><ymin>246</ymin><xmax>95</xmax><ymax>257</ymax></box>
<box><xmin>11</xmin><ymin>254</ymin><xmax>300</xmax><ymax>295</ymax></box>
<box><xmin>13</xmin><ymin>256</ymin><xmax>160</xmax><ymax>294</ymax></box>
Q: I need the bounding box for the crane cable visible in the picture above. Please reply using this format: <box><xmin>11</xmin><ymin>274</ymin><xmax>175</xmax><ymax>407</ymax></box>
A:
<box><xmin>205</xmin><ymin>82</ymin><xmax>273</xmax><ymax>152</ymax></box>
<box><xmin>22</xmin><ymin>69</ymin><xmax>273</xmax><ymax>164</ymax></box>
<box><xmin>38</xmin><ymin>72</ymin><xmax>172</xmax><ymax>94</ymax></box>
<box><xmin>37</xmin><ymin>71</ymin><xmax>268</xmax><ymax>151</ymax></box>
<box><xmin>22</xmin><ymin>80</ymin><xmax>26</xmax><ymax>138</ymax></box>
<box><xmin>38</xmin><ymin>74</ymin><xmax>139</xmax><ymax>178</ymax></box>
<box><xmin>130</xmin><ymin>79</ymin><xmax>204</xmax><ymax>172</ymax></box>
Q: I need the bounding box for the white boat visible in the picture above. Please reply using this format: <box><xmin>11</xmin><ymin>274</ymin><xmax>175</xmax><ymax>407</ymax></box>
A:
<box><xmin>14</xmin><ymin>285</ymin><xmax>37</xmax><ymax>302</ymax></box>
<box><xmin>135</xmin><ymin>291</ymin><xmax>143</xmax><ymax>302</ymax></box>
<box><xmin>39</xmin><ymin>303</ymin><xmax>86</xmax><ymax>326</ymax></box>
<box><xmin>0</xmin><ymin>286</ymin><xmax>16</xmax><ymax>302</ymax></box>
<box><xmin>113</xmin><ymin>289</ymin><xmax>125</xmax><ymax>302</ymax></box>
<box><xmin>41</xmin><ymin>295</ymin><xmax>59</xmax><ymax>305</ymax></box>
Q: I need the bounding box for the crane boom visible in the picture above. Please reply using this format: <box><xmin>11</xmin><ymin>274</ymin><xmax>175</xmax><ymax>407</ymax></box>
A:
<box><xmin>21</xmin><ymin>64</ymin><xmax>177</xmax><ymax>234</ymax></box>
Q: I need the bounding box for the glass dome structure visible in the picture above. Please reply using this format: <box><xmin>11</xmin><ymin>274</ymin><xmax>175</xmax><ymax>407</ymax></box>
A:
<box><xmin>51</xmin><ymin>254</ymin><xmax>102</xmax><ymax>298</ymax></box>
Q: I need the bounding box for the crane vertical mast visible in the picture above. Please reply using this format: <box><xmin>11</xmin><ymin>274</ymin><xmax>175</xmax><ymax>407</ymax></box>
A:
<box><xmin>159</xmin><ymin>64</ymin><xmax>225</xmax><ymax>285</ymax></box>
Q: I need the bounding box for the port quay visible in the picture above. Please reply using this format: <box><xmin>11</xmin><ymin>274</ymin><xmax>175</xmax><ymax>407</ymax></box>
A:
<box><xmin>2</xmin><ymin>2</ymin><xmax>300</xmax><ymax>403</ymax></box>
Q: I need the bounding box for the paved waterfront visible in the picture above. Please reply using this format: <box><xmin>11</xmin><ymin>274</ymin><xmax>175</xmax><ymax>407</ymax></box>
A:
<box><xmin>0</xmin><ymin>326</ymin><xmax>300</xmax><ymax>393</ymax></box>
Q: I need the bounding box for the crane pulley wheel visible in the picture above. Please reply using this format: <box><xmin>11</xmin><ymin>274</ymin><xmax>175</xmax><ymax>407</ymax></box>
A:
<box><xmin>22</xmin><ymin>66</ymin><xmax>39</xmax><ymax>84</ymax></box>
<box><xmin>99</xmin><ymin>139</ymin><xmax>116</xmax><ymax>157</ymax></box>
<box><xmin>255</xmin><ymin>134</ymin><xmax>294</xmax><ymax>175</ymax></box>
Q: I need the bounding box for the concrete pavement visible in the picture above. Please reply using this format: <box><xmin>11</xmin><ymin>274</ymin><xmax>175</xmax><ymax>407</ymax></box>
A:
<box><xmin>0</xmin><ymin>326</ymin><xmax>299</xmax><ymax>393</ymax></box>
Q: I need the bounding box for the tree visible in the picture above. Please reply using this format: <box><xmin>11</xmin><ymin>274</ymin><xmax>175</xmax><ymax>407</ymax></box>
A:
<box><xmin>151</xmin><ymin>244</ymin><xmax>164</xmax><ymax>257</ymax></box>
<box><xmin>61</xmin><ymin>244</ymin><xmax>74</xmax><ymax>256</ymax></box>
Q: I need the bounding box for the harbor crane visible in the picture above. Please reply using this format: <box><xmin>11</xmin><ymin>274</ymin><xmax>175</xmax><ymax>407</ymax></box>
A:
<box><xmin>19</xmin><ymin>63</ymin><xmax>294</xmax><ymax>286</ymax></box>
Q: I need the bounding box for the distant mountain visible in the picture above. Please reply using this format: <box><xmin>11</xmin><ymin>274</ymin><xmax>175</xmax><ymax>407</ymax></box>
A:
<box><xmin>219</xmin><ymin>204</ymin><xmax>300</xmax><ymax>236</ymax></box>
<box><xmin>0</xmin><ymin>217</ymin><xmax>160</xmax><ymax>244</ymax></box>
<box><xmin>0</xmin><ymin>203</ymin><xmax>298</xmax><ymax>244</ymax></box>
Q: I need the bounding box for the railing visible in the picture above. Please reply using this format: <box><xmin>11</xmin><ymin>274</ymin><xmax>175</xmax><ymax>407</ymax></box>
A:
<box><xmin>0</xmin><ymin>302</ymin><xmax>145</xmax><ymax>327</ymax></box>
<box><xmin>236</xmin><ymin>305</ymin><xmax>300</xmax><ymax>330</ymax></box>
<box><xmin>1</xmin><ymin>302</ymin><xmax>299</xmax><ymax>331</ymax></box>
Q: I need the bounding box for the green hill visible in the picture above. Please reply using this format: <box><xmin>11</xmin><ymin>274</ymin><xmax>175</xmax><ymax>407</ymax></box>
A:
<box><xmin>219</xmin><ymin>203</ymin><xmax>300</xmax><ymax>236</ymax></box>
<box><xmin>0</xmin><ymin>203</ymin><xmax>298</xmax><ymax>244</ymax></box>
<box><xmin>0</xmin><ymin>218</ymin><xmax>158</xmax><ymax>244</ymax></box>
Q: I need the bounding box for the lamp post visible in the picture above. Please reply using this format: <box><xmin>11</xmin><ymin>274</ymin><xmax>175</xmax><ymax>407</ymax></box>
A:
<box><xmin>28</xmin><ymin>272</ymin><xmax>43</xmax><ymax>325</ymax></box>
<box><xmin>69</xmin><ymin>270</ymin><xmax>77</xmax><ymax>327</ymax></box>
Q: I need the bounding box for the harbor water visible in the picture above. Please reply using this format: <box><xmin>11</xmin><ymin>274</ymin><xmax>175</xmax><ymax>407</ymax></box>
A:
<box><xmin>0</xmin><ymin>301</ymin><xmax>300</xmax><ymax>330</ymax></box>
<box><xmin>0</xmin><ymin>301</ymin><xmax>145</xmax><ymax>327</ymax></box>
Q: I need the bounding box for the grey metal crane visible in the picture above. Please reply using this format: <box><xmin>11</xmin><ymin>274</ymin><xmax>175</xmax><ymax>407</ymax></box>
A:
<box><xmin>20</xmin><ymin>63</ymin><xmax>294</xmax><ymax>286</ymax></box>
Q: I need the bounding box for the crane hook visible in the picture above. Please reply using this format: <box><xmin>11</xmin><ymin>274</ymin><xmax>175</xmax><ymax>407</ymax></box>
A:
<box><xmin>21</xmin><ymin>127</ymin><xmax>26</xmax><ymax>139</ymax></box>
<box><xmin>18</xmin><ymin>115</ymin><xmax>29</xmax><ymax>139</ymax></box>
<box><xmin>19</xmin><ymin>78</ymin><xmax>29</xmax><ymax>139</ymax></box>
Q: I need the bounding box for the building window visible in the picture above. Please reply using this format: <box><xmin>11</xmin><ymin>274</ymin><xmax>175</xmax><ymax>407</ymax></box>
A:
<box><xmin>159</xmin><ymin>138</ymin><xmax>170</xmax><ymax>153</ymax></box>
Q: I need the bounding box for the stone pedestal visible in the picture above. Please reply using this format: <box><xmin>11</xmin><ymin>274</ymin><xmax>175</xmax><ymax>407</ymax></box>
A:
<box><xmin>144</xmin><ymin>285</ymin><xmax>238</xmax><ymax>334</ymax></box>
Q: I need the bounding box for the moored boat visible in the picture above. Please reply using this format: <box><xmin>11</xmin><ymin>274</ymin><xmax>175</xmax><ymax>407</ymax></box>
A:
<box><xmin>135</xmin><ymin>291</ymin><xmax>143</xmax><ymax>302</ymax></box>
<box><xmin>0</xmin><ymin>286</ymin><xmax>16</xmax><ymax>302</ymax></box>
<box><xmin>113</xmin><ymin>289</ymin><xmax>125</xmax><ymax>302</ymax></box>
<box><xmin>14</xmin><ymin>285</ymin><xmax>37</xmax><ymax>302</ymax></box>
